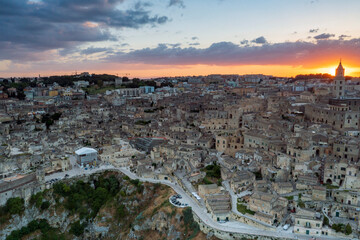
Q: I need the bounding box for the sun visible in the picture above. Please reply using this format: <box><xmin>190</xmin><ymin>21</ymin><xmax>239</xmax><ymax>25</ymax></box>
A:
<box><xmin>329</xmin><ymin>67</ymin><xmax>336</xmax><ymax>76</ymax></box>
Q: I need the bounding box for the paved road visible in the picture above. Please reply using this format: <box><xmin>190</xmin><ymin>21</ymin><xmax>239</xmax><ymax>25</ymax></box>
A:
<box><xmin>222</xmin><ymin>180</ymin><xmax>274</xmax><ymax>228</ymax></box>
<box><xmin>46</xmin><ymin>165</ymin><xmax>353</xmax><ymax>240</ymax></box>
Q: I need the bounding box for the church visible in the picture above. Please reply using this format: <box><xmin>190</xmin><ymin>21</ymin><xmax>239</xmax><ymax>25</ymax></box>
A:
<box><xmin>305</xmin><ymin>60</ymin><xmax>360</xmax><ymax>135</ymax></box>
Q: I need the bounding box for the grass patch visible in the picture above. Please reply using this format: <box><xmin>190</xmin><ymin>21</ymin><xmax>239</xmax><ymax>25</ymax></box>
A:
<box><xmin>237</xmin><ymin>203</ymin><xmax>255</xmax><ymax>215</ymax></box>
<box><xmin>325</xmin><ymin>184</ymin><xmax>339</xmax><ymax>189</ymax></box>
<box><xmin>84</xmin><ymin>85</ymin><xmax>117</xmax><ymax>95</ymax></box>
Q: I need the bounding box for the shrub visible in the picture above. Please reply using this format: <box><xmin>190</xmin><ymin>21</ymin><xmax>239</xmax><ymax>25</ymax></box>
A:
<box><xmin>70</xmin><ymin>221</ymin><xmax>87</xmax><ymax>237</ymax></box>
<box><xmin>237</xmin><ymin>204</ymin><xmax>255</xmax><ymax>215</ymax></box>
<box><xmin>323</xmin><ymin>216</ymin><xmax>329</xmax><ymax>226</ymax></box>
<box><xmin>345</xmin><ymin>223</ymin><xmax>352</xmax><ymax>235</ymax></box>
<box><xmin>41</xmin><ymin>201</ymin><xmax>50</xmax><ymax>210</ymax></box>
<box><xmin>6</xmin><ymin>197</ymin><xmax>24</xmax><ymax>215</ymax></box>
<box><xmin>30</xmin><ymin>192</ymin><xmax>43</xmax><ymax>208</ymax></box>
<box><xmin>117</xmin><ymin>204</ymin><xmax>127</xmax><ymax>218</ymax></box>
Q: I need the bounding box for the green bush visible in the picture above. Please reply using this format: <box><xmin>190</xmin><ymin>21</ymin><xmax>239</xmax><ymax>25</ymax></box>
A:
<box><xmin>117</xmin><ymin>204</ymin><xmax>127</xmax><ymax>218</ymax></box>
<box><xmin>6</xmin><ymin>197</ymin><xmax>24</xmax><ymax>215</ymax></box>
<box><xmin>70</xmin><ymin>220</ymin><xmax>87</xmax><ymax>237</ymax></box>
<box><xmin>202</xmin><ymin>177</ymin><xmax>213</xmax><ymax>185</ymax></box>
<box><xmin>182</xmin><ymin>207</ymin><xmax>200</xmax><ymax>237</ymax></box>
<box><xmin>298</xmin><ymin>199</ymin><xmax>305</xmax><ymax>208</ymax></box>
<box><xmin>237</xmin><ymin>203</ymin><xmax>255</xmax><ymax>215</ymax></box>
<box><xmin>203</xmin><ymin>163</ymin><xmax>221</xmax><ymax>179</ymax></box>
<box><xmin>53</xmin><ymin>175</ymin><xmax>121</xmax><ymax>217</ymax></box>
<box><xmin>332</xmin><ymin>223</ymin><xmax>344</xmax><ymax>232</ymax></box>
<box><xmin>345</xmin><ymin>223</ymin><xmax>352</xmax><ymax>235</ymax></box>
<box><xmin>6</xmin><ymin>219</ymin><xmax>56</xmax><ymax>240</ymax></box>
<box><xmin>30</xmin><ymin>192</ymin><xmax>43</xmax><ymax>208</ymax></box>
<box><xmin>323</xmin><ymin>216</ymin><xmax>329</xmax><ymax>226</ymax></box>
<box><xmin>41</xmin><ymin>201</ymin><xmax>50</xmax><ymax>210</ymax></box>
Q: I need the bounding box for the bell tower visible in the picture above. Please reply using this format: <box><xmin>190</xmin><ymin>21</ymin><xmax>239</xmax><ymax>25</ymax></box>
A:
<box><xmin>333</xmin><ymin>60</ymin><xmax>345</xmax><ymax>99</ymax></box>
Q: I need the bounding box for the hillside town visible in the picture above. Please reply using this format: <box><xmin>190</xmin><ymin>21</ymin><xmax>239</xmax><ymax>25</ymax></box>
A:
<box><xmin>2</xmin><ymin>61</ymin><xmax>360</xmax><ymax>239</ymax></box>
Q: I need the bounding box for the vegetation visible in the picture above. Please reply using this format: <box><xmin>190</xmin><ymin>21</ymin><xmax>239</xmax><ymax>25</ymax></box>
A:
<box><xmin>237</xmin><ymin>203</ymin><xmax>255</xmax><ymax>215</ymax></box>
<box><xmin>325</xmin><ymin>184</ymin><xmax>339</xmax><ymax>189</ymax></box>
<box><xmin>253</xmin><ymin>170</ymin><xmax>262</xmax><ymax>180</ymax></box>
<box><xmin>41</xmin><ymin>201</ymin><xmax>51</xmax><ymax>210</ymax></box>
<box><xmin>117</xmin><ymin>204</ymin><xmax>127</xmax><ymax>219</ymax></box>
<box><xmin>201</xmin><ymin>177</ymin><xmax>213</xmax><ymax>185</ymax></box>
<box><xmin>70</xmin><ymin>220</ymin><xmax>87</xmax><ymax>237</ymax></box>
<box><xmin>298</xmin><ymin>199</ymin><xmax>305</xmax><ymax>208</ymax></box>
<box><xmin>345</xmin><ymin>223</ymin><xmax>353</xmax><ymax>235</ymax></box>
<box><xmin>41</xmin><ymin>112</ymin><xmax>62</xmax><ymax>129</ymax></box>
<box><xmin>5</xmin><ymin>197</ymin><xmax>24</xmax><ymax>215</ymax></box>
<box><xmin>83</xmin><ymin>85</ymin><xmax>117</xmax><ymax>95</ymax></box>
<box><xmin>152</xmin><ymin>199</ymin><xmax>171</xmax><ymax>216</ymax></box>
<box><xmin>182</xmin><ymin>208</ymin><xmax>200</xmax><ymax>239</ymax></box>
<box><xmin>53</xmin><ymin>175</ymin><xmax>121</xmax><ymax>219</ymax></box>
<box><xmin>294</xmin><ymin>73</ymin><xmax>333</xmax><ymax>81</ymax></box>
<box><xmin>2</xmin><ymin>172</ymin><xmax>205</xmax><ymax>239</ymax></box>
<box><xmin>202</xmin><ymin>163</ymin><xmax>221</xmax><ymax>179</ymax></box>
<box><xmin>285</xmin><ymin>196</ymin><xmax>294</xmax><ymax>201</ymax></box>
<box><xmin>128</xmin><ymin>178</ymin><xmax>144</xmax><ymax>193</ymax></box>
<box><xmin>30</xmin><ymin>191</ymin><xmax>44</xmax><ymax>208</ymax></box>
<box><xmin>331</xmin><ymin>223</ymin><xmax>352</xmax><ymax>235</ymax></box>
<box><xmin>323</xmin><ymin>216</ymin><xmax>329</xmax><ymax>226</ymax></box>
<box><xmin>6</xmin><ymin>219</ymin><xmax>65</xmax><ymax>240</ymax></box>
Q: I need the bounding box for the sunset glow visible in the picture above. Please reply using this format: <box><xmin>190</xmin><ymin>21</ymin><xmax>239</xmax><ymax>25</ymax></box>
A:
<box><xmin>1</xmin><ymin>0</ymin><xmax>360</xmax><ymax>78</ymax></box>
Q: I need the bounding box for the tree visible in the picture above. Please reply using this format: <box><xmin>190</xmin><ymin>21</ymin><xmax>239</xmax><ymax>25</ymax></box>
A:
<box><xmin>97</xmin><ymin>79</ymin><xmax>103</xmax><ymax>87</ymax></box>
<box><xmin>117</xmin><ymin>204</ymin><xmax>127</xmax><ymax>218</ymax></box>
<box><xmin>345</xmin><ymin>223</ymin><xmax>352</xmax><ymax>235</ymax></box>
<box><xmin>70</xmin><ymin>221</ymin><xmax>86</xmax><ymax>237</ymax></box>
<box><xmin>6</xmin><ymin>197</ymin><xmax>24</xmax><ymax>215</ymax></box>
<box><xmin>298</xmin><ymin>199</ymin><xmax>305</xmax><ymax>208</ymax></box>
<box><xmin>323</xmin><ymin>216</ymin><xmax>329</xmax><ymax>226</ymax></box>
<box><xmin>17</xmin><ymin>90</ymin><xmax>26</xmax><ymax>100</ymax></box>
<box><xmin>41</xmin><ymin>201</ymin><xmax>50</xmax><ymax>210</ymax></box>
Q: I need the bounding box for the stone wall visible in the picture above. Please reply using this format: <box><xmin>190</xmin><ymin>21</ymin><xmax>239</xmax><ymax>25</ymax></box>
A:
<box><xmin>192</xmin><ymin>211</ymin><xmax>293</xmax><ymax>240</ymax></box>
<box><xmin>0</xmin><ymin>173</ymin><xmax>36</xmax><ymax>194</ymax></box>
<box><xmin>230</xmin><ymin>212</ymin><xmax>275</xmax><ymax>231</ymax></box>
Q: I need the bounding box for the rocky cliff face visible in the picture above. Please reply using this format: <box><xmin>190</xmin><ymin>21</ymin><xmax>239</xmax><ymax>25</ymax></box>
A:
<box><xmin>0</xmin><ymin>171</ymin><xmax>219</xmax><ymax>240</ymax></box>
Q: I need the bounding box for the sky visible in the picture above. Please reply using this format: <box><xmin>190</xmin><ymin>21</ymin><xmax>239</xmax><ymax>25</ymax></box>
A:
<box><xmin>0</xmin><ymin>0</ymin><xmax>360</xmax><ymax>78</ymax></box>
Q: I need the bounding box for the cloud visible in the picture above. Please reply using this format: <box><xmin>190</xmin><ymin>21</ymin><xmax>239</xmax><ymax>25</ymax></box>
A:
<box><xmin>309</xmin><ymin>28</ymin><xmax>319</xmax><ymax>33</ymax></box>
<box><xmin>0</xmin><ymin>0</ymin><xmax>168</xmax><ymax>61</ymax></box>
<box><xmin>339</xmin><ymin>34</ymin><xmax>351</xmax><ymax>40</ymax></box>
<box><xmin>168</xmin><ymin>0</ymin><xmax>185</xmax><ymax>8</ymax></box>
<box><xmin>314</xmin><ymin>33</ymin><xmax>335</xmax><ymax>40</ymax></box>
<box><xmin>240</xmin><ymin>40</ymin><xmax>249</xmax><ymax>45</ymax></box>
<box><xmin>166</xmin><ymin>43</ymin><xmax>182</xmax><ymax>48</ymax></box>
<box><xmin>105</xmin><ymin>38</ymin><xmax>360</xmax><ymax>68</ymax></box>
<box><xmin>81</xmin><ymin>47</ymin><xmax>110</xmax><ymax>55</ymax></box>
<box><xmin>192</xmin><ymin>36</ymin><xmax>199</xmax><ymax>40</ymax></box>
<box><xmin>0</xmin><ymin>60</ymin><xmax>12</xmax><ymax>71</ymax></box>
<box><xmin>189</xmin><ymin>42</ymin><xmax>200</xmax><ymax>46</ymax></box>
<box><xmin>251</xmin><ymin>36</ymin><xmax>267</xmax><ymax>44</ymax></box>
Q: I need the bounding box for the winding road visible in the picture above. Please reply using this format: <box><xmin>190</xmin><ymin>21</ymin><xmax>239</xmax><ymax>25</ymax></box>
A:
<box><xmin>46</xmin><ymin>164</ymin><xmax>353</xmax><ymax>240</ymax></box>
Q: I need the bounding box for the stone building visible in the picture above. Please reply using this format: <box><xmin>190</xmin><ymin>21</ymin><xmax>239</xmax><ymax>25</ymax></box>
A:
<box><xmin>248</xmin><ymin>191</ymin><xmax>288</xmax><ymax>225</ymax></box>
<box><xmin>294</xmin><ymin>209</ymin><xmax>326</xmax><ymax>236</ymax></box>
